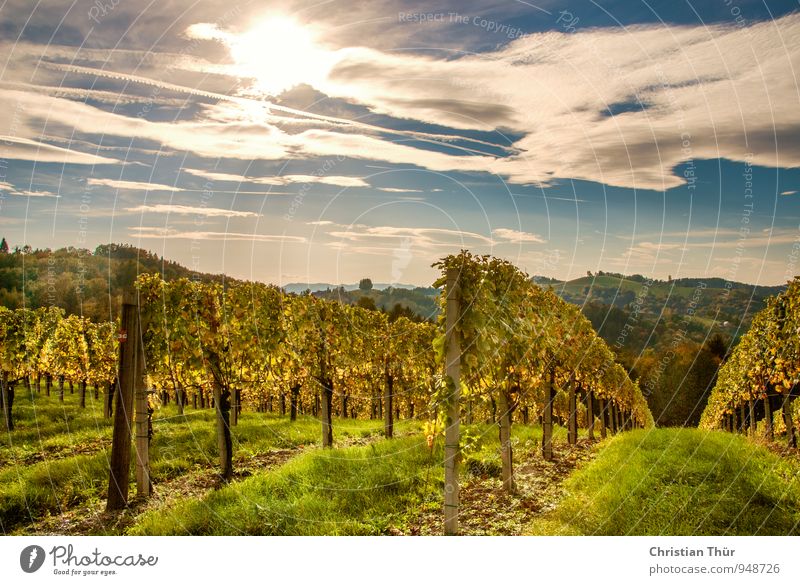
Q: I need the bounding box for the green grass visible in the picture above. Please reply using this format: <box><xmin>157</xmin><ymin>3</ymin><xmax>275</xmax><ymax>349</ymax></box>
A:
<box><xmin>1</xmin><ymin>390</ymin><xmax>410</xmax><ymax>533</ymax></box>
<box><xmin>130</xmin><ymin>436</ymin><xmax>440</xmax><ymax>535</ymax></box>
<box><xmin>528</xmin><ymin>428</ymin><xmax>800</xmax><ymax>535</ymax></box>
<box><xmin>129</xmin><ymin>421</ymin><xmax>570</xmax><ymax>535</ymax></box>
<box><xmin>11</xmin><ymin>391</ymin><xmax>798</xmax><ymax>536</ymax></box>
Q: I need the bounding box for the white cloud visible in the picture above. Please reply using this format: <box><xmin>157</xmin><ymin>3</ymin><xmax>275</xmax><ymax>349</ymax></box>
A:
<box><xmin>493</xmin><ymin>228</ymin><xmax>545</xmax><ymax>244</ymax></box>
<box><xmin>88</xmin><ymin>178</ymin><xmax>183</xmax><ymax>192</ymax></box>
<box><xmin>377</xmin><ymin>187</ymin><xmax>425</xmax><ymax>193</ymax></box>
<box><xmin>329</xmin><ymin>225</ymin><xmax>493</xmax><ymax>249</ymax></box>
<box><xmin>0</xmin><ymin>136</ymin><xmax>119</xmax><ymax>166</ymax></box>
<box><xmin>126</xmin><ymin>204</ymin><xmax>259</xmax><ymax>218</ymax></box>
<box><xmin>2</xmin><ymin>14</ymin><xmax>798</xmax><ymax>193</ymax></box>
<box><xmin>183</xmin><ymin>168</ymin><xmax>369</xmax><ymax>187</ymax></box>
<box><xmin>130</xmin><ymin>226</ymin><xmax>305</xmax><ymax>242</ymax></box>
<box><xmin>0</xmin><ymin>180</ymin><xmax>59</xmax><ymax>198</ymax></box>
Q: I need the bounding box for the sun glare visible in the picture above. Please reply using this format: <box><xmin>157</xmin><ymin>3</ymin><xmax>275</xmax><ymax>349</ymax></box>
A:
<box><xmin>229</xmin><ymin>16</ymin><xmax>330</xmax><ymax>96</ymax></box>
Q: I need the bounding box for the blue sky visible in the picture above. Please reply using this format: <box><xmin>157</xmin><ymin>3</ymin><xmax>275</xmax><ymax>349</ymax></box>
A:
<box><xmin>0</xmin><ymin>0</ymin><xmax>798</xmax><ymax>286</ymax></box>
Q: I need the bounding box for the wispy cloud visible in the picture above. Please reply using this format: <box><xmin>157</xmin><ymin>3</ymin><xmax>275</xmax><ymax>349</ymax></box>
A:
<box><xmin>493</xmin><ymin>228</ymin><xmax>545</xmax><ymax>244</ymax></box>
<box><xmin>130</xmin><ymin>226</ymin><xmax>305</xmax><ymax>242</ymax></box>
<box><xmin>377</xmin><ymin>187</ymin><xmax>425</xmax><ymax>193</ymax></box>
<box><xmin>329</xmin><ymin>225</ymin><xmax>493</xmax><ymax>249</ymax></box>
<box><xmin>0</xmin><ymin>181</ymin><xmax>60</xmax><ymax>198</ymax></box>
<box><xmin>0</xmin><ymin>136</ymin><xmax>119</xmax><ymax>166</ymax></box>
<box><xmin>88</xmin><ymin>178</ymin><xmax>183</xmax><ymax>192</ymax></box>
<box><xmin>183</xmin><ymin>168</ymin><xmax>369</xmax><ymax>187</ymax></box>
<box><xmin>126</xmin><ymin>204</ymin><xmax>259</xmax><ymax>218</ymax></box>
<box><xmin>2</xmin><ymin>14</ymin><xmax>799</xmax><ymax>192</ymax></box>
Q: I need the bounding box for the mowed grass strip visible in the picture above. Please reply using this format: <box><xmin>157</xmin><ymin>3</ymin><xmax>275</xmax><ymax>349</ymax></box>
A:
<box><xmin>0</xmin><ymin>391</ymin><xmax>400</xmax><ymax>533</ymax></box>
<box><xmin>129</xmin><ymin>423</ymin><xmax>568</xmax><ymax>536</ymax></box>
<box><xmin>130</xmin><ymin>436</ymin><xmax>442</xmax><ymax>535</ymax></box>
<box><xmin>528</xmin><ymin>428</ymin><xmax>800</xmax><ymax>535</ymax></box>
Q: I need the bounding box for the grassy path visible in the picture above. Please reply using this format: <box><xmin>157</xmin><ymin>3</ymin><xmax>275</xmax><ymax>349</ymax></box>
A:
<box><xmin>1</xmin><ymin>391</ymin><xmax>414</xmax><ymax>534</ymax></box>
<box><xmin>129</xmin><ymin>424</ymin><xmax>584</xmax><ymax>535</ymax></box>
<box><xmin>6</xmin><ymin>393</ymin><xmax>800</xmax><ymax>535</ymax></box>
<box><xmin>526</xmin><ymin>428</ymin><xmax>800</xmax><ymax>535</ymax></box>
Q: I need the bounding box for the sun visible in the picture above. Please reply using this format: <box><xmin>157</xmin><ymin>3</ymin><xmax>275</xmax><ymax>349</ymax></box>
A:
<box><xmin>228</xmin><ymin>16</ymin><xmax>331</xmax><ymax>96</ymax></box>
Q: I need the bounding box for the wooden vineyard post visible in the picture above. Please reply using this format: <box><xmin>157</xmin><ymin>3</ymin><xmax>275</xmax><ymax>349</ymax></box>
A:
<box><xmin>739</xmin><ymin>402</ymin><xmax>747</xmax><ymax>435</ymax></box>
<box><xmin>782</xmin><ymin>395</ymin><xmax>796</xmax><ymax>448</ymax></box>
<box><xmin>107</xmin><ymin>293</ymin><xmax>144</xmax><ymax>510</ymax></box>
<box><xmin>542</xmin><ymin>367</ymin><xmax>555</xmax><ymax>461</ymax></box>
<box><xmin>213</xmin><ymin>378</ymin><xmax>234</xmax><ymax>481</ymax></box>
<box><xmin>133</xmin><ymin>293</ymin><xmax>151</xmax><ymax>498</ymax></box>
<box><xmin>764</xmin><ymin>393</ymin><xmax>773</xmax><ymax>440</ymax></box>
<box><xmin>599</xmin><ymin>398</ymin><xmax>607</xmax><ymax>438</ymax></box>
<box><xmin>290</xmin><ymin>384</ymin><xmax>300</xmax><ymax>421</ymax></box>
<box><xmin>134</xmin><ymin>289</ymin><xmax>152</xmax><ymax>497</ymax></box>
<box><xmin>748</xmin><ymin>399</ymin><xmax>756</xmax><ymax>438</ymax></box>
<box><xmin>498</xmin><ymin>389</ymin><xmax>515</xmax><ymax>494</ymax></box>
<box><xmin>567</xmin><ymin>379</ymin><xmax>578</xmax><ymax>445</ymax></box>
<box><xmin>608</xmin><ymin>402</ymin><xmax>617</xmax><ymax>435</ymax></box>
<box><xmin>443</xmin><ymin>267</ymin><xmax>461</xmax><ymax>536</ymax></box>
<box><xmin>320</xmin><ymin>378</ymin><xmax>333</xmax><ymax>447</ymax></box>
<box><xmin>318</xmin><ymin>318</ymin><xmax>334</xmax><ymax>448</ymax></box>
<box><xmin>384</xmin><ymin>370</ymin><xmax>394</xmax><ymax>438</ymax></box>
<box><xmin>586</xmin><ymin>389</ymin><xmax>595</xmax><ymax>440</ymax></box>
<box><xmin>134</xmin><ymin>382</ymin><xmax>151</xmax><ymax>496</ymax></box>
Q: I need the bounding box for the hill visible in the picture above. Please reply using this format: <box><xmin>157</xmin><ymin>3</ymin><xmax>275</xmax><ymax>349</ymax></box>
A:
<box><xmin>538</xmin><ymin>271</ymin><xmax>783</xmax><ymax>342</ymax></box>
<box><xmin>282</xmin><ymin>282</ymin><xmax>417</xmax><ymax>294</ymax></box>
<box><xmin>0</xmin><ymin>242</ymin><xmax>785</xmax><ymax>426</ymax></box>
<box><xmin>0</xmin><ymin>243</ymin><xmax>225</xmax><ymax>322</ymax></box>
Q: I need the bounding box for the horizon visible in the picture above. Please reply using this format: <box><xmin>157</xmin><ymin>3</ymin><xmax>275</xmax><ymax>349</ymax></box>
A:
<box><xmin>3</xmin><ymin>239</ymin><xmax>791</xmax><ymax>290</ymax></box>
<box><xmin>1</xmin><ymin>1</ymin><xmax>799</xmax><ymax>287</ymax></box>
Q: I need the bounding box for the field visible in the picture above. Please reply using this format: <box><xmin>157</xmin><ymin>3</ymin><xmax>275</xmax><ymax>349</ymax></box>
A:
<box><xmin>3</xmin><ymin>391</ymin><xmax>799</xmax><ymax>536</ymax></box>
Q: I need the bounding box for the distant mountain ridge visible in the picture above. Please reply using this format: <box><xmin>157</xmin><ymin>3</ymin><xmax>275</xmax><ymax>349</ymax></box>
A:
<box><xmin>0</xmin><ymin>242</ymin><xmax>785</xmax><ymax>335</ymax></box>
<box><xmin>281</xmin><ymin>282</ymin><xmax>418</xmax><ymax>294</ymax></box>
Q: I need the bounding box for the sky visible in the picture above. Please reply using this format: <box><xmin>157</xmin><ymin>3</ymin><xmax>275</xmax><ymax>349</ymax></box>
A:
<box><xmin>0</xmin><ymin>0</ymin><xmax>798</xmax><ymax>287</ymax></box>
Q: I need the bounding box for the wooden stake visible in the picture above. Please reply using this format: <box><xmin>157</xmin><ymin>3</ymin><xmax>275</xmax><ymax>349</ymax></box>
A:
<box><xmin>106</xmin><ymin>293</ymin><xmax>141</xmax><ymax>511</ymax></box>
<box><xmin>498</xmin><ymin>388</ymin><xmax>515</xmax><ymax>494</ymax></box>
<box><xmin>443</xmin><ymin>267</ymin><xmax>461</xmax><ymax>536</ymax></box>
<box><xmin>320</xmin><ymin>379</ymin><xmax>333</xmax><ymax>447</ymax></box>
<box><xmin>542</xmin><ymin>367</ymin><xmax>555</xmax><ymax>461</ymax></box>
<box><xmin>609</xmin><ymin>402</ymin><xmax>617</xmax><ymax>434</ymax></box>
<box><xmin>740</xmin><ymin>404</ymin><xmax>745</xmax><ymax>432</ymax></box>
<box><xmin>782</xmin><ymin>395</ymin><xmax>796</xmax><ymax>448</ymax></box>
<box><xmin>567</xmin><ymin>379</ymin><xmax>577</xmax><ymax>445</ymax></box>
<box><xmin>599</xmin><ymin>398</ymin><xmax>607</xmax><ymax>438</ymax></box>
<box><xmin>384</xmin><ymin>370</ymin><xmax>394</xmax><ymax>438</ymax></box>
<box><xmin>764</xmin><ymin>394</ymin><xmax>773</xmax><ymax>440</ymax></box>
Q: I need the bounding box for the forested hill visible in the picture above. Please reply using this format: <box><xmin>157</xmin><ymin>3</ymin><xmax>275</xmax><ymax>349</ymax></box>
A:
<box><xmin>541</xmin><ymin>272</ymin><xmax>786</xmax><ymax>427</ymax></box>
<box><xmin>0</xmin><ymin>243</ymin><xmax>784</xmax><ymax>330</ymax></box>
<box><xmin>0</xmin><ymin>243</ymin><xmax>225</xmax><ymax>322</ymax></box>
<box><xmin>542</xmin><ymin>272</ymin><xmax>784</xmax><ymax>349</ymax></box>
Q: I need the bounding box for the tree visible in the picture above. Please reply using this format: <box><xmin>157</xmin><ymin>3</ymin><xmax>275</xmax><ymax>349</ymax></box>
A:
<box><xmin>358</xmin><ymin>278</ymin><xmax>373</xmax><ymax>292</ymax></box>
<box><xmin>0</xmin><ymin>238</ymin><xmax>8</xmax><ymax>254</ymax></box>
<box><xmin>356</xmin><ymin>296</ymin><xmax>377</xmax><ymax>311</ymax></box>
